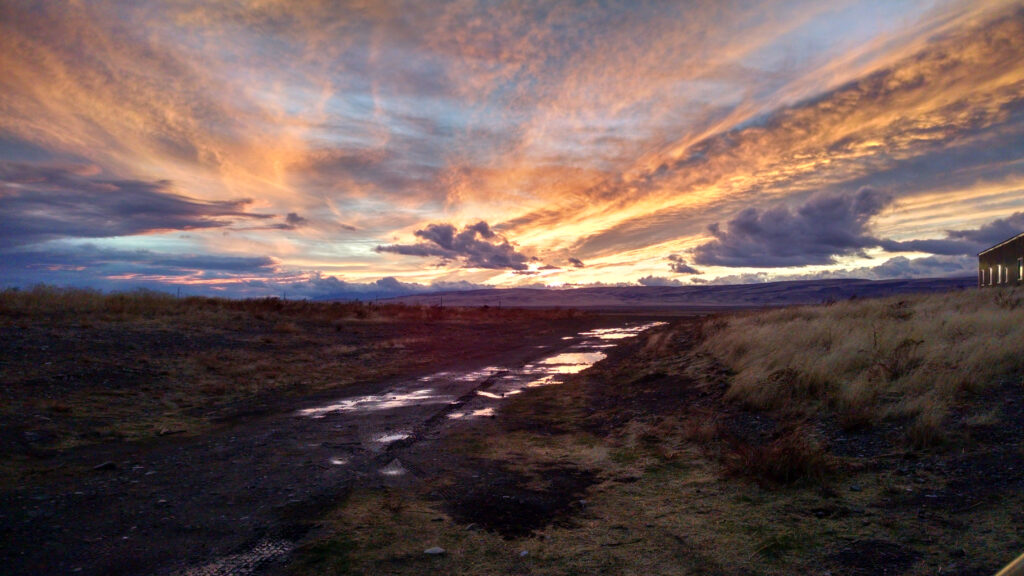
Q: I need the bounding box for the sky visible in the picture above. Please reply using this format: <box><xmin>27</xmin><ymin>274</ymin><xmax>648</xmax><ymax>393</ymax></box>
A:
<box><xmin>2</xmin><ymin>0</ymin><xmax>1024</xmax><ymax>299</ymax></box>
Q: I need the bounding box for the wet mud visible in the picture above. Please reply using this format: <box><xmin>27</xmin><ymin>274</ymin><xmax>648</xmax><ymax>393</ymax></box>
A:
<box><xmin>437</xmin><ymin>460</ymin><xmax>597</xmax><ymax>538</ymax></box>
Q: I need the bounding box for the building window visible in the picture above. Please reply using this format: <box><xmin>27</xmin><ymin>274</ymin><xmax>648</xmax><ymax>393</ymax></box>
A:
<box><xmin>1018</xmin><ymin>257</ymin><xmax>1022</xmax><ymax>282</ymax></box>
<box><xmin>990</xmin><ymin>267</ymin><xmax>994</xmax><ymax>285</ymax></box>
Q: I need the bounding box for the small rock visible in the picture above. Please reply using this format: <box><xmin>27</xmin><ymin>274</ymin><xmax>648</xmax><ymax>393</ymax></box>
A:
<box><xmin>849</xmin><ymin>484</ymin><xmax>862</xmax><ymax>492</ymax></box>
<box><xmin>93</xmin><ymin>461</ymin><xmax>117</xmax><ymax>471</ymax></box>
<box><xmin>424</xmin><ymin>547</ymin><xmax>446</xmax><ymax>556</ymax></box>
<box><xmin>518</xmin><ymin>550</ymin><xmax>529</xmax><ymax>557</ymax></box>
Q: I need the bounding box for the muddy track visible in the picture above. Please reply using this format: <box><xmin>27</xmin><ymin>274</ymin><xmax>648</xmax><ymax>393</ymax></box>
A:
<box><xmin>0</xmin><ymin>319</ymin><xmax>664</xmax><ymax>575</ymax></box>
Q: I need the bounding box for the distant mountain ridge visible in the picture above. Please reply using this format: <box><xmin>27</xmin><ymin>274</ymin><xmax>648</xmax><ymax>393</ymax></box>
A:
<box><xmin>381</xmin><ymin>277</ymin><xmax>977</xmax><ymax>311</ymax></box>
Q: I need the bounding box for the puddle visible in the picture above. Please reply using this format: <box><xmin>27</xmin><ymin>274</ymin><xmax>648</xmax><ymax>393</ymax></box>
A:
<box><xmin>535</xmin><ymin>351</ymin><xmax>607</xmax><ymax>373</ymax></box>
<box><xmin>526</xmin><ymin>375</ymin><xmax>557</xmax><ymax>387</ymax></box>
<box><xmin>443</xmin><ymin>321</ymin><xmax>665</xmax><ymax>419</ymax></box>
<box><xmin>374</xmin><ymin>432</ymin><xmax>411</xmax><ymax>444</ymax></box>
<box><xmin>299</xmin><ymin>321</ymin><xmax>665</xmax><ymax>424</ymax></box>
<box><xmin>579</xmin><ymin>324</ymin><xmax>664</xmax><ymax>340</ymax></box>
<box><xmin>297</xmin><ymin>388</ymin><xmax>450</xmax><ymax>418</ymax></box>
<box><xmin>455</xmin><ymin>366</ymin><xmax>503</xmax><ymax>382</ymax></box>
<box><xmin>448</xmin><ymin>407</ymin><xmax>495</xmax><ymax>419</ymax></box>
<box><xmin>379</xmin><ymin>459</ymin><xmax>407</xmax><ymax>476</ymax></box>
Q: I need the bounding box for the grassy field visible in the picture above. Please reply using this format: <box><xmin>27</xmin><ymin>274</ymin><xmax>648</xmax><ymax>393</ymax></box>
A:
<box><xmin>293</xmin><ymin>287</ymin><xmax>1024</xmax><ymax>575</ymax></box>
<box><xmin>700</xmin><ymin>288</ymin><xmax>1024</xmax><ymax>447</ymax></box>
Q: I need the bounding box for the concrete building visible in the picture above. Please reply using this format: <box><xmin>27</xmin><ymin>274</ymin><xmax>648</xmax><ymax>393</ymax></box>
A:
<box><xmin>978</xmin><ymin>232</ymin><xmax>1024</xmax><ymax>287</ymax></box>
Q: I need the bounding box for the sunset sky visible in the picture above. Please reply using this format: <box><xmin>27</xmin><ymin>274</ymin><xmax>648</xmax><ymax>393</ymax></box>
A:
<box><xmin>2</xmin><ymin>0</ymin><xmax>1024</xmax><ymax>298</ymax></box>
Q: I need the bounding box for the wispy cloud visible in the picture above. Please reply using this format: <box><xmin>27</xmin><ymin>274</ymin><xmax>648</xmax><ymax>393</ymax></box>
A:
<box><xmin>882</xmin><ymin>212</ymin><xmax>1024</xmax><ymax>255</ymax></box>
<box><xmin>0</xmin><ymin>163</ymin><xmax>265</xmax><ymax>245</ymax></box>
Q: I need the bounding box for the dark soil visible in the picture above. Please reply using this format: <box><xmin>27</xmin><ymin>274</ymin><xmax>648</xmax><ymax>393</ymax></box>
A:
<box><xmin>436</xmin><ymin>460</ymin><xmax>596</xmax><ymax>538</ymax></box>
<box><xmin>0</xmin><ymin>309</ymin><xmax>619</xmax><ymax>575</ymax></box>
<box><xmin>502</xmin><ymin>317</ymin><xmax>1024</xmax><ymax>574</ymax></box>
<box><xmin>828</xmin><ymin>539</ymin><xmax>922</xmax><ymax>575</ymax></box>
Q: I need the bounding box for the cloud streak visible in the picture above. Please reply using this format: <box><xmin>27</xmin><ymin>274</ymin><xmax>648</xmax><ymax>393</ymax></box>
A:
<box><xmin>0</xmin><ymin>163</ymin><xmax>265</xmax><ymax>245</ymax></box>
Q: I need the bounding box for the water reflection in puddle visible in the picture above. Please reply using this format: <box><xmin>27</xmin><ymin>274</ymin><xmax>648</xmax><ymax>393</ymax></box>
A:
<box><xmin>298</xmin><ymin>321</ymin><xmax>665</xmax><ymax>423</ymax></box>
<box><xmin>379</xmin><ymin>459</ymin><xmax>407</xmax><ymax>476</ymax></box>
<box><xmin>297</xmin><ymin>388</ymin><xmax>449</xmax><ymax>418</ymax></box>
<box><xmin>374</xmin><ymin>432</ymin><xmax>411</xmax><ymax>444</ymax></box>
<box><xmin>448</xmin><ymin>407</ymin><xmax>495</xmax><ymax>419</ymax></box>
<box><xmin>536</xmin><ymin>351</ymin><xmax>607</xmax><ymax>372</ymax></box>
<box><xmin>446</xmin><ymin>321</ymin><xmax>664</xmax><ymax>419</ymax></box>
<box><xmin>579</xmin><ymin>325</ymin><xmax>665</xmax><ymax>340</ymax></box>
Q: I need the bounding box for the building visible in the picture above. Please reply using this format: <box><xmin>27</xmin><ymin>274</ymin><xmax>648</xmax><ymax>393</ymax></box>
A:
<box><xmin>978</xmin><ymin>232</ymin><xmax>1024</xmax><ymax>287</ymax></box>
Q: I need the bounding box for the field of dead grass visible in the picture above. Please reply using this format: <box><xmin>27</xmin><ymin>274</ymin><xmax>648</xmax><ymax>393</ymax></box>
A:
<box><xmin>698</xmin><ymin>287</ymin><xmax>1024</xmax><ymax>447</ymax></box>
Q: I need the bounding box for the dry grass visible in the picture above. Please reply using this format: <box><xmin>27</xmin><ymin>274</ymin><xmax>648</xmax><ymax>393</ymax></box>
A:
<box><xmin>698</xmin><ymin>288</ymin><xmax>1024</xmax><ymax>447</ymax></box>
<box><xmin>0</xmin><ymin>284</ymin><xmax>585</xmax><ymax>327</ymax></box>
<box><xmin>723</xmin><ymin>426</ymin><xmax>835</xmax><ymax>486</ymax></box>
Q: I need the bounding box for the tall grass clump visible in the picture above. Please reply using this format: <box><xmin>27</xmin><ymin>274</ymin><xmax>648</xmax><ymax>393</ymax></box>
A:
<box><xmin>699</xmin><ymin>288</ymin><xmax>1024</xmax><ymax>444</ymax></box>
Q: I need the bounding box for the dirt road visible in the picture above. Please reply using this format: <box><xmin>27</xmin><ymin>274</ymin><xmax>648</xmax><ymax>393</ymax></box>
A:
<box><xmin>0</xmin><ymin>318</ymin><xmax>662</xmax><ymax>575</ymax></box>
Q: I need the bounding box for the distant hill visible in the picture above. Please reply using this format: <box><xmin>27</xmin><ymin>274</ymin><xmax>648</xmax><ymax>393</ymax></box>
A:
<box><xmin>382</xmin><ymin>277</ymin><xmax>977</xmax><ymax>311</ymax></box>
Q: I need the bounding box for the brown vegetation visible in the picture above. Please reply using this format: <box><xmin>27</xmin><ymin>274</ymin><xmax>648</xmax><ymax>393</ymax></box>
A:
<box><xmin>699</xmin><ymin>288</ymin><xmax>1024</xmax><ymax>448</ymax></box>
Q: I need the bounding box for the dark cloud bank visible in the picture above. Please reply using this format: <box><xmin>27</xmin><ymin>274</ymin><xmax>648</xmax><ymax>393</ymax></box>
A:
<box><xmin>693</xmin><ymin>187</ymin><xmax>893</xmax><ymax>267</ymax></box>
<box><xmin>691</xmin><ymin>188</ymin><xmax>1022</xmax><ymax>271</ymax></box>
<box><xmin>667</xmin><ymin>254</ymin><xmax>701</xmax><ymax>274</ymax></box>
<box><xmin>0</xmin><ymin>163</ymin><xmax>267</xmax><ymax>245</ymax></box>
<box><xmin>0</xmin><ymin>243</ymin><xmax>490</xmax><ymax>300</ymax></box>
<box><xmin>376</xmin><ymin>221</ymin><xmax>529</xmax><ymax>270</ymax></box>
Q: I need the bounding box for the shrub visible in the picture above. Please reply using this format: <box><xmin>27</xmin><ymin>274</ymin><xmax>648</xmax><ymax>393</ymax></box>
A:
<box><xmin>725</xmin><ymin>427</ymin><xmax>833</xmax><ymax>486</ymax></box>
